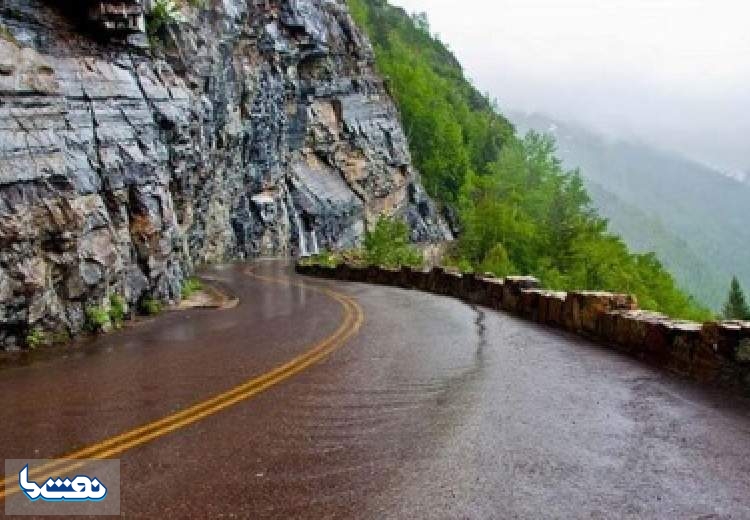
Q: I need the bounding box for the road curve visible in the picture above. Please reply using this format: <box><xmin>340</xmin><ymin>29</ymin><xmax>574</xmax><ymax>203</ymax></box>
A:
<box><xmin>1</xmin><ymin>260</ymin><xmax>749</xmax><ymax>518</ymax></box>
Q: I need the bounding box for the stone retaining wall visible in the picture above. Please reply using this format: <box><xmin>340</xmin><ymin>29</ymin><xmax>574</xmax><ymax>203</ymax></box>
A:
<box><xmin>296</xmin><ymin>263</ymin><xmax>750</xmax><ymax>394</ymax></box>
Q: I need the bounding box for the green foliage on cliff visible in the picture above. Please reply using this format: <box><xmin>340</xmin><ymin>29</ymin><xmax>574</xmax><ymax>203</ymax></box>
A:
<box><xmin>86</xmin><ymin>306</ymin><xmax>111</xmax><ymax>332</ymax></box>
<box><xmin>25</xmin><ymin>328</ymin><xmax>49</xmax><ymax>350</ymax></box>
<box><xmin>302</xmin><ymin>216</ymin><xmax>423</xmax><ymax>269</ymax></box>
<box><xmin>349</xmin><ymin>0</ymin><xmax>513</xmax><ymax>203</ymax></box>
<box><xmin>146</xmin><ymin>0</ymin><xmax>187</xmax><ymax>45</ymax></box>
<box><xmin>109</xmin><ymin>294</ymin><xmax>127</xmax><ymax>329</ymax></box>
<box><xmin>364</xmin><ymin>216</ymin><xmax>424</xmax><ymax>268</ymax></box>
<box><xmin>181</xmin><ymin>277</ymin><xmax>203</xmax><ymax>300</ymax></box>
<box><xmin>723</xmin><ymin>277</ymin><xmax>750</xmax><ymax>320</ymax></box>
<box><xmin>347</xmin><ymin>0</ymin><xmax>711</xmax><ymax>321</ymax></box>
<box><xmin>140</xmin><ymin>298</ymin><xmax>163</xmax><ymax>316</ymax></box>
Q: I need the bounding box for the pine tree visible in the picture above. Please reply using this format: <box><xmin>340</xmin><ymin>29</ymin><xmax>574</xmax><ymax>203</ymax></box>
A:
<box><xmin>722</xmin><ymin>276</ymin><xmax>750</xmax><ymax>320</ymax></box>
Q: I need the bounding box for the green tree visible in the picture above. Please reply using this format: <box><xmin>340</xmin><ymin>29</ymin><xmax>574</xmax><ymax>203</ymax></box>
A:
<box><xmin>364</xmin><ymin>216</ymin><xmax>424</xmax><ymax>268</ymax></box>
<box><xmin>722</xmin><ymin>276</ymin><xmax>750</xmax><ymax>320</ymax></box>
<box><xmin>347</xmin><ymin>0</ymin><xmax>711</xmax><ymax>321</ymax></box>
<box><xmin>478</xmin><ymin>243</ymin><xmax>516</xmax><ymax>277</ymax></box>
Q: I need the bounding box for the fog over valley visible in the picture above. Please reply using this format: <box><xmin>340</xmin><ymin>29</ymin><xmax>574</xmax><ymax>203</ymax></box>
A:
<box><xmin>389</xmin><ymin>0</ymin><xmax>750</xmax><ymax>177</ymax></box>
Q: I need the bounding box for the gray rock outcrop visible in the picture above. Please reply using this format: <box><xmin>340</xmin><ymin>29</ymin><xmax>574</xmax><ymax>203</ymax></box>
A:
<box><xmin>0</xmin><ymin>0</ymin><xmax>449</xmax><ymax>349</ymax></box>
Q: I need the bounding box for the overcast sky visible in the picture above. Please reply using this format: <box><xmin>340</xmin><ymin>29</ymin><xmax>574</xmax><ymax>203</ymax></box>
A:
<box><xmin>388</xmin><ymin>0</ymin><xmax>750</xmax><ymax>174</ymax></box>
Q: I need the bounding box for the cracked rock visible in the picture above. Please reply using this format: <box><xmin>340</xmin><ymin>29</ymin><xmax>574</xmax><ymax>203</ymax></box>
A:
<box><xmin>0</xmin><ymin>0</ymin><xmax>450</xmax><ymax>348</ymax></box>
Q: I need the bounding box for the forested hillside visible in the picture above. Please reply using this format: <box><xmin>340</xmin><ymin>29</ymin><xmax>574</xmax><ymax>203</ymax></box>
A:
<box><xmin>513</xmin><ymin>113</ymin><xmax>750</xmax><ymax>311</ymax></box>
<box><xmin>347</xmin><ymin>0</ymin><xmax>711</xmax><ymax>320</ymax></box>
<box><xmin>584</xmin><ymin>180</ymin><xmax>723</xmax><ymax>307</ymax></box>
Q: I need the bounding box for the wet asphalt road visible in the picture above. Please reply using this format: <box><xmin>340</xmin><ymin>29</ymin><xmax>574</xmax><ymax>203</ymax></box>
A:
<box><xmin>1</xmin><ymin>260</ymin><xmax>750</xmax><ymax>518</ymax></box>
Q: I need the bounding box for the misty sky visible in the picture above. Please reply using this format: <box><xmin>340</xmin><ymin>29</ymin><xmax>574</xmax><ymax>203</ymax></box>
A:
<box><xmin>388</xmin><ymin>0</ymin><xmax>750</xmax><ymax>174</ymax></box>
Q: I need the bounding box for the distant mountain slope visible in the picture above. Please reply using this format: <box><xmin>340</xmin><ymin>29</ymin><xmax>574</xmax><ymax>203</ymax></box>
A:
<box><xmin>348</xmin><ymin>0</ymin><xmax>711</xmax><ymax>320</ymax></box>
<box><xmin>584</xmin><ymin>181</ymin><xmax>726</xmax><ymax>307</ymax></box>
<box><xmin>512</xmin><ymin>112</ymin><xmax>750</xmax><ymax>310</ymax></box>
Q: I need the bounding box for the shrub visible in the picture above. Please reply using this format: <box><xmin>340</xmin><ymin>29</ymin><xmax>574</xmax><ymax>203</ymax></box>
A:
<box><xmin>478</xmin><ymin>243</ymin><xmax>516</xmax><ymax>278</ymax></box>
<box><xmin>305</xmin><ymin>252</ymin><xmax>340</xmax><ymax>267</ymax></box>
<box><xmin>109</xmin><ymin>294</ymin><xmax>127</xmax><ymax>328</ymax></box>
<box><xmin>141</xmin><ymin>298</ymin><xmax>163</xmax><ymax>316</ymax></box>
<box><xmin>25</xmin><ymin>327</ymin><xmax>48</xmax><ymax>349</ymax></box>
<box><xmin>341</xmin><ymin>248</ymin><xmax>368</xmax><ymax>265</ymax></box>
<box><xmin>364</xmin><ymin>216</ymin><xmax>424</xmax><ymax>268</ymax></box>
<box><xmin>444</xmin><ymin>257</ymin><xmax>474</xmax><ymax>274</ymax></box>
<box><xmin>52</xmin><ymin>330</ymin><xmax>71</xmax><ymax>345</ymax></box>
<box><xmin>181</xmin><ymin>277</ymin><xmax>203</xmax><ymax>299</ymax></box>
<box><xmin>146</xmin><ymin>0</ymin><xmax>186</xmax><ymax>45</ymax></box>
<box><xmin>85</xmin><ymin>306</ymin><xmax>111</xmax><ymax>332</ymax></box>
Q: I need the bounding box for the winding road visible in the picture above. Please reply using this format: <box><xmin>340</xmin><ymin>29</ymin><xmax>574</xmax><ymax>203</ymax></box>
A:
<box><xmin>1</xmin><ymin>260</ymin><xmax>750</xmax><ymax>518</ymax></box>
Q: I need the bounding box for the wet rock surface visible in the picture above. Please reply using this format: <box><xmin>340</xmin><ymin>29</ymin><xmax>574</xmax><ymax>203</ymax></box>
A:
<box><xmin>0</xmin><ymin>0</ymin><xmax>448</xmax><ymax>348</ymax></box>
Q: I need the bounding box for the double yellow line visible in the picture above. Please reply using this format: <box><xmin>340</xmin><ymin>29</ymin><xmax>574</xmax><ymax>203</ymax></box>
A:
<box><xmin>1</xmin><ymin>270</ymin><xmax>363</xmax><ymax>500</ymax></box>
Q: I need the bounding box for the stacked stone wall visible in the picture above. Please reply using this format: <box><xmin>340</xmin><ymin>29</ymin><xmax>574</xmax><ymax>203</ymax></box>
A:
<box><xmin>297</xmin><ymin>262</ymin><xmax>750</xmax><ymax>394</ymax></box>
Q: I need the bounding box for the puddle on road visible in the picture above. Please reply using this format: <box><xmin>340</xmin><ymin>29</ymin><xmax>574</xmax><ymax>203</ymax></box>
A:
<box><xmin>472</xmin><ymin>305</ymin><xmax>488</xmax><ymax>352</ymax></box>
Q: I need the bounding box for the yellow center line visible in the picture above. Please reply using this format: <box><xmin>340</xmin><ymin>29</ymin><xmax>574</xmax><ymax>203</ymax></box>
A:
<box><xmin>1</xmin><ymin>269</ymin><xmax>363</xmax><ymax>500</ymax></box>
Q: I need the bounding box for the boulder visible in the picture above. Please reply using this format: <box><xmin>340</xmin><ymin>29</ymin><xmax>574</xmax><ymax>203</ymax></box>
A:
<box><xmin>562</xmin><ymin>291</ymin><xmax>637</xmax><ymax>335</ymax></box>
<box><xmin>538</xmin><ymin>291</ymin><xmax>567</xmax><ymax>327</ymax></box>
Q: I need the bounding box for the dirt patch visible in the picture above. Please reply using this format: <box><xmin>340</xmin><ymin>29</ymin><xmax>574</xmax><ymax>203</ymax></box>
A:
<box><xmin>176</xmin><ymin>282</ymin><xmax>239</xmax><ymax>310</ymax></box>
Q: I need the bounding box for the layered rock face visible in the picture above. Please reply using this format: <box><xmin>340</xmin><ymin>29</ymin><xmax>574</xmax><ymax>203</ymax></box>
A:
<box><xmin>0</xmin><ymin>0</ymin><xmax>448</xmax><ymax>349</ymax></box>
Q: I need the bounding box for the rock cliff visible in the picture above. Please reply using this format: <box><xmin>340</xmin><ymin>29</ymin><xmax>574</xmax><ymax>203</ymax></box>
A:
<box><xmin>0</xmin><ymin>0</ymin><xmax>448</xmax><ymax>349</ymax></box>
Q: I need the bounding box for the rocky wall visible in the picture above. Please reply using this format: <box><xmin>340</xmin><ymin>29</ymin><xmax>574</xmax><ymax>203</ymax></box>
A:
<box><xmin>0</xmin><ymin>0</ymin><xmax>450</xmax><ymax>349</ymax></box>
